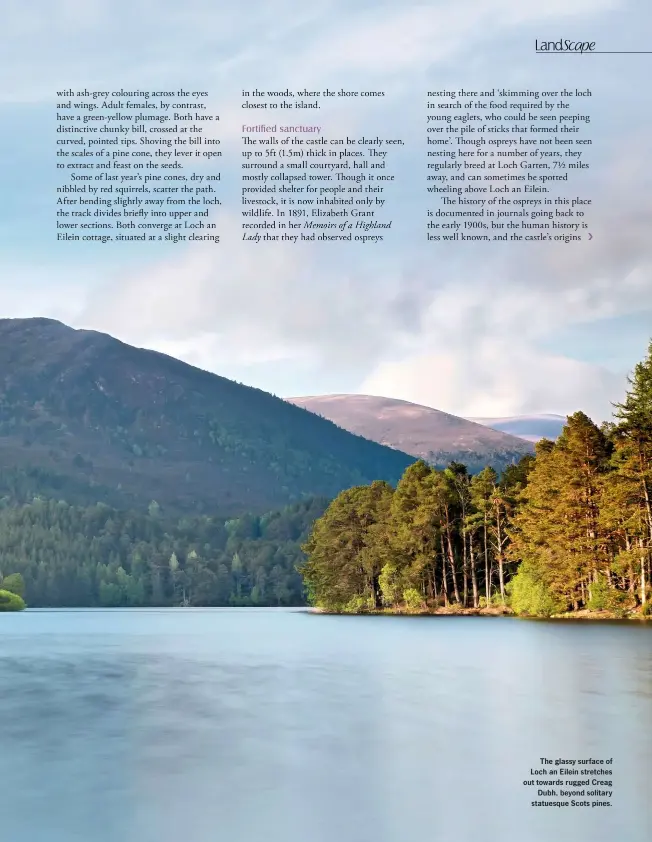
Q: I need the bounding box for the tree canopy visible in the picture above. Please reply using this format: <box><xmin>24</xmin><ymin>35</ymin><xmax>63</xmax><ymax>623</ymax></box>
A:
<box><xmin>300</xmin><ymin>344</ymin><xmax>652</xmax><ymax>618</ymax></box>
<box><xmin>0</xmin><ymin>496</ymin><xmax>327</xmax><ymax>608</ymax></box>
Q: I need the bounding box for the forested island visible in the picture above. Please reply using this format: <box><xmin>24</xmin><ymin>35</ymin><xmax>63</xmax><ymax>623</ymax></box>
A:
<box><xmin>300</xmin><ymin>344</ymin><xmax>652</xmax><ymax>619</ymax></box>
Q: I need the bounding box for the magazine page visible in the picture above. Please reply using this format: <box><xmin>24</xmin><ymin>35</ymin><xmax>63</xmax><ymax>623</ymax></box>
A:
<box><xmin>0</xmin><ymin>1</ymin><xmax>650</xmax><ymax>841</ymax></box>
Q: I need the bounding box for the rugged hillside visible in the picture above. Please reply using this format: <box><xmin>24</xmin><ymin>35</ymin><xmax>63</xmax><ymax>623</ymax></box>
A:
<box><xmin>286</xmin><ymin>394</ymin><xmax>533</xmax><ymax>472</ymax></box>
<box><xmin>467</xmin><ymin>414</ymin><xmax>566</xmax><ymax>443</ymax></box>
<box><xmin>0</xmin><ymin>319</ymin><xmax>413</xmax><ymax>514</ymax></box>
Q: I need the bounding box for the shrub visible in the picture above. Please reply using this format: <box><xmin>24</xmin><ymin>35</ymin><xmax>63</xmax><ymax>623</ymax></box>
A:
<box><xmin>587</xmin><ymin>576</ymin><xmax>627</xmax><ymax>614</ymax></box>
<box><xmin>0</xmin><ymin>588</ymin><xmax>26</xmax><ymax>611</ymax></box>
<box><xmin>402</xmin><ymin>587</ymin><xmax>424</xmax><ymax>613</ymax></box>
<box><xmin>343</xmin><ymin>594</ymin><xmax>375</xmax><ymax>613</ymax></box>
<box><xmin>379</xmin><ymin>563</ymin><xmax>402</xmax><ymax>607</ymax></box>
<box><xmin>508</xmin><ymin>561</ymin><xmax>565</xmax><ymax>618</ymax></box>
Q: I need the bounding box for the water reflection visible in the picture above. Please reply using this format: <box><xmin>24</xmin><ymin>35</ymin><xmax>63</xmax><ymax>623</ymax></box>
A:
<box><xmin>0</xmin><ymin>610</ymin><xmax>650</xmax><ymax>842</ymax></box>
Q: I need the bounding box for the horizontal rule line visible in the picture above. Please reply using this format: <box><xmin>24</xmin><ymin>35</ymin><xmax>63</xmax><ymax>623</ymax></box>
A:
<box><xmin>535</xmin><ymin>51</ymin><xmax>652</xmax><ymax>54</ymax></box>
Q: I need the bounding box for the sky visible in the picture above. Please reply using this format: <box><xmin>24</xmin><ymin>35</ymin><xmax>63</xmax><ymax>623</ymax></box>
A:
<box><xmin>0</xmin><ymin>0</ymin><xmax>650</xmax><ymax>423</ymax></box>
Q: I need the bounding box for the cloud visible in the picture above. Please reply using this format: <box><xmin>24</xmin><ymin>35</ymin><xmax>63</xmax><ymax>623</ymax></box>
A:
<box><xmin>0</xmin><ymin>263</ymin><xmax>102</xmax><ymax>324</ymax></box>
<box><xmin>2</xmin><ymin>0</ymin><xmax>646</xmax><ymax>423</ymax></box>
<box><xmin>75</xmin><ymin>130</ymin><xmax>652</xmax><ymax>422</ymax></box>
<box><xmin>0</xmin><ymin>0</ymin><xmax>619</xmax><ymax>103</ymax></box>
<box><xmin>359</xmin><ymin>148</ymin><xmax>652</xmax><ymax>420</ymax></box>
<box><xmin>288</xmin><ymin>0</ymin><xmax>618</xmax><ymax>81</ymax></box>
<box><xmin>360</xmin><ymin>343</ymin><xmax>625</xmax><ymax>421</ymax></box>
<box><xmin>77</xmin><ymin>214</ymin><xmax>428</xmax><ymax>370</ymax></box>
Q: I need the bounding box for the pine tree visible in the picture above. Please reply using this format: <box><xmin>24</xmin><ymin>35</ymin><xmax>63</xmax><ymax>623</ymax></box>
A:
<box><xmin>384</xmin><ymin>461</ymin><xmax>437</xmax><ymax>607</ymax></box>
<box><xmin>613</xmin><ymin>341</ymin><xmax>652</xmax><ymax>605</ymax></box>
<box><xmin>446</xmin><ymin>463</ymin><xmax>472</xmax><ymax>606</ymax></box>
<box><xmin>509</xmin><ymin>415</ymin><xmax>610</xmax><ymax>611</ymax></box>
<box><xmin>469</xmin><ymin>467</ymin><xmax>498</xmax><ymax>603</ymax></box>
<box><xmin>300</xmin><ymin>481</ymin><xmax>393</xmax><ymax>611</ymax></box>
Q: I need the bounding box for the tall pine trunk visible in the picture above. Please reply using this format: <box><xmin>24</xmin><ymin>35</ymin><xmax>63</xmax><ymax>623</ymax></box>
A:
<box><xmin>495</xmin><ymin>502</ymin><xmax>506</xmax><ymax>605</ymax></box>
<box><xmin>446</xmin><ymin>527</ymin><xmax>461</xmax><ymax>604</ymax></box>
<box><xmin>440</xmin><ymin>534</ymin><xmax>449</xmax><ymax>606</ymax></box>
<box><xmin>469</xmin><ymin>534</ymin><xmax>479</xmax><ymax>608</ymax></box>
<box><xmin>462</xmin><ymin>532</ymin><xmax>469</xmax><ymax>607</ymax></box>
<box><xmin>641</xmin><ymin>471</ymin><xmax>652</xmax><ymax>605</ymax></box>
<box><xmin>483</xmin><ymin>514</ymin><xmax>490</xmax><ymax>603</ymax></box>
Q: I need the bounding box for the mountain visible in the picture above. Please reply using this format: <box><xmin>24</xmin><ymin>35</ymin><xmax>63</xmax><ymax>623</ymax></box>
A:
<box><xmin>468</xmin><ymin>414</ymin><xmax>566</xmax><ymax>443</ymax></box>
<box><xmin>285</xmin><ymin>394</ymin><xmax>534</xmax><ymax>472</ymax></box>
<box><xmin>0</xmin><ymin>318</ymin><xmax>414</xmax><ymax>514</ymax></box>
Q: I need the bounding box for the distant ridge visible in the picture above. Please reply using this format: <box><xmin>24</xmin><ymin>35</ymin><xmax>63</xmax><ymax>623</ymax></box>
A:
<box><xmin>286</xmin><ymin>394</ymin><xmax>533</xmax><ymax>472</ymax></box>
<box><xmin>468</xmin><ymin>414</ymin><xmax>566</xmax><ymax>443</ymax></box>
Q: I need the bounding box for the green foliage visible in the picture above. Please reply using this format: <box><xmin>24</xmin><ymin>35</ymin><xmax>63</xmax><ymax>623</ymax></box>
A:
<box><xmin>402</xmin><ymin>587</ymin><xmax>424</xmax><ymax>612</ymax></box>
<box><xmin>386</xmin><ymin>460</ymin><xmax>441</xmax><ymax>596</ymax></box>
<box><xmin>587</xmin><ymin>576</ymin><xmax>627</xmax><ymax>613</ymax></box>
<box><xmin>0</xmin><ymin>572</ymin><xmax>25</xmax><ymax>597</ymax></box>
<box><xmin>477</xmin><ymin>594</ymin><xmax>509</xmax><ymax>609</ymax></box>
<box><xmin>0</xmin><ymin>496</ymin><xmax>327</xmax><ymax>608</ymax></box>
<box><xmin>0</xmin><ymin>588</ymin><xmax>26</xmax><ymax>611</ymax></box>
<box><xmin>343</xmin><ymin>594</ymin><xmax>375</xmax><ymax>613</ymax></box>
<box><xmin>3</xmin><ymin>325</ymin><xmax>652</xmax><ymax>619</ymax></box>
<box><xmin>300</xmin><ymin>481</ymin><xmax>393</xmax><ymax>611</ymax></box>
<box><xmin>507</xmin><ymin>560</ymin><xmax>565</xmax><ymax>618</ymax></box>
<box><xmin>379</xmin><ymin>563</ymin><xmax>402</xmax><ymax>606</ymax></box>
<box><xmin>300</xmin><ymin>340</ymin><xmax>652</xmax><ymax>619</ymax></box>
<box><xmin>148</xmin><ymin>501</ymin><xmax>161</xmax><ymax>519</ymax></box>
<box><xmin>301</xmin><ymin>398</ymin><xmax>652</xmax><ymax>617</ymax></box>
<box><xmin>508</xmin><ymin>412</ymin><xmax>612</xmax><ymax>608</ymax></box>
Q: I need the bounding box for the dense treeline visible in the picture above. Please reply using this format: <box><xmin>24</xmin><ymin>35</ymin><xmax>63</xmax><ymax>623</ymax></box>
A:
<box><xmin>300</xmin><ymin>343</ymin><xmax>652</xmax><ymax>618</ymax></box>
<box><xmin>0</xmin><ymin>496</ymin><xmax>327</xmax><ymax>608</ymax></box>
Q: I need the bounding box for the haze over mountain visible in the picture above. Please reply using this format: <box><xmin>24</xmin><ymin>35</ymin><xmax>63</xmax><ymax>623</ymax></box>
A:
<box><xmin>468</xmin><ymin>414</ymin><xmax>566</xmax><ymax>443</ymax></box>
<box><xmin>0</xmin><ymin>318</ymin><xmax>414</xmax><ymax>514</ymax></box>
<box><xmin>286</xmin><ymin>394</ymin><xmax>534</xmax><ymax>472</ymax></box>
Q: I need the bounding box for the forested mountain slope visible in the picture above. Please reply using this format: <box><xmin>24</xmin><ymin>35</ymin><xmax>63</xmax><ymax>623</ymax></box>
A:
<box><xmin>0</xmin><ymin>318</ymin><xmax>413</xmax><ymax>514</ymax></box>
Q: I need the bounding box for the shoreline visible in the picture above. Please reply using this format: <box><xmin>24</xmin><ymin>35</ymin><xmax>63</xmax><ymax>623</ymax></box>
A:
<box><xmin>308</xmin><ymin>606</ymin><xmax>651</xmax><ymax>621</ymax></box>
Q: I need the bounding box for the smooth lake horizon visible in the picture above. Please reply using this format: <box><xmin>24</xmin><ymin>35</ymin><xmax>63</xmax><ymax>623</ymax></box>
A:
<box><xmin>1</xmin><ymin>608</ymin><xmax>650</xmax><ymax>842</ymax></box>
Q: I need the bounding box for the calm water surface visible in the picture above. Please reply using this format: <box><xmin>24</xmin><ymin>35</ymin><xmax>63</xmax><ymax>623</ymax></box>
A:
<box><xmin>1</xmin><ymin>608</ymin><xmax>650</xmax><ymax>842</ymax></box>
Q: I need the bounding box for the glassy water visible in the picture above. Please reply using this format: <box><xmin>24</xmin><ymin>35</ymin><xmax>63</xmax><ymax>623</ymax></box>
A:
<box><xmin>0</xmin><ymin>608</ymin><xmax>650</xmax><ymax>842</ymax></box>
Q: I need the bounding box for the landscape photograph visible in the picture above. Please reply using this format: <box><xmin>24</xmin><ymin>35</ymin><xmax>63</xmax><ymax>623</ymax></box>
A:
<box><xmin>0</xmin><ymin>317</ymin><xmax>650</xmax><ymax>621</ymax></box>
<box><xmin>1</xmin><ymin>0</ymin><xmax>651</xmax><ymax>841</ymax></box>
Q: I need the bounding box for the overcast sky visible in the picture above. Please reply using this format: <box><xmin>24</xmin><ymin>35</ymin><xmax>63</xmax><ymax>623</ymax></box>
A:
<box><xmin>0</xmin><ymin>0</ymin><xmax>650</xmax><ymax>421</ymax></box>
